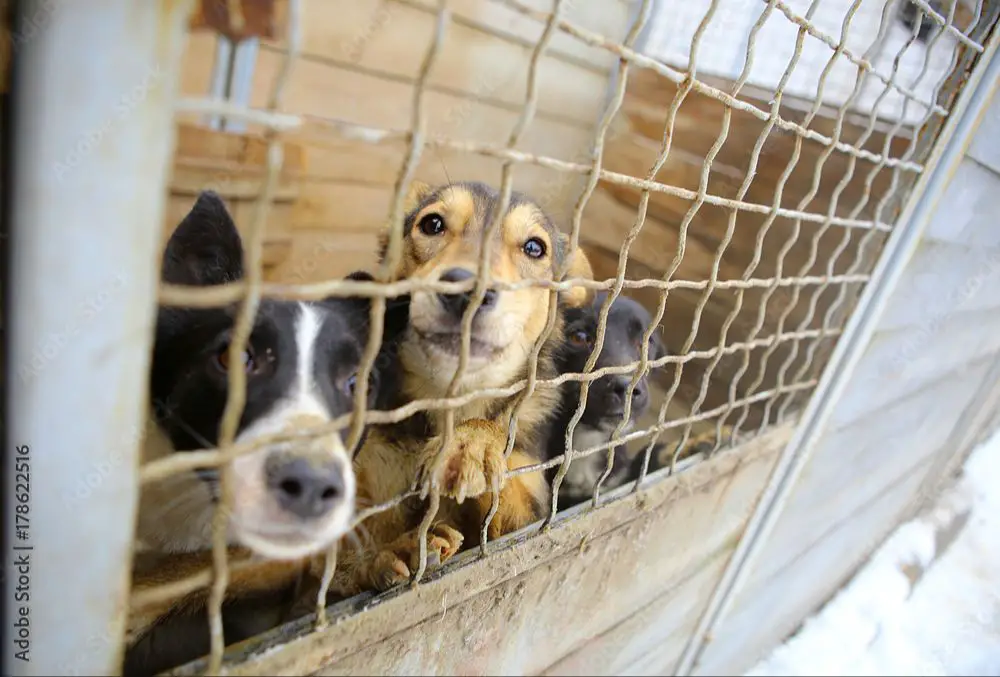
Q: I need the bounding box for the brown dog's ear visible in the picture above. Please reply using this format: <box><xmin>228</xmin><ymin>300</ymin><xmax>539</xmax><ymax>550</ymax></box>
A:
<box><xmin>559</xmin><ymin>237</ymin><xmax>595</xmax><ymax>308</ymax></box>
<box><xmin>403</xmin><ymin>180</ymin><xmax>433</xmax><ymax>215</ymax></box>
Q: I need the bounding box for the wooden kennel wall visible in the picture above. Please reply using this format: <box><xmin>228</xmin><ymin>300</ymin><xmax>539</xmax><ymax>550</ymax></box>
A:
<box><xmin>7</xmin><ymin>1</ymin><xmax>1000</xmax><ymax>676</ymax></box>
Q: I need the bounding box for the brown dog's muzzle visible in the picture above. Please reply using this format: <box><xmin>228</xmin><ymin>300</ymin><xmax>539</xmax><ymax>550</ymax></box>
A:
<box><xmin>436</xmin><ymin>267</ymin><xmax>498</xmax><ymax>320</ymax></box>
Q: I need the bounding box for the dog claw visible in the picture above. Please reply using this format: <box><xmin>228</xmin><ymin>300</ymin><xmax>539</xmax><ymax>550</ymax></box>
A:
<box><xmin>420</xmin><ymin>421</ymin><xmax>506</xmax><ymax>503</ymax></box>
<box><xmin>391</xmin><ymin>559</ymin><xmax>410</xmax><ymax>580</ymax></box>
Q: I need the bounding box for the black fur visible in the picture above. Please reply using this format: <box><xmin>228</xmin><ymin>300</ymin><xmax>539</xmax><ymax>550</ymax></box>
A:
<box><xmin>122</xmin><ymin>587</ymin><xmax>294</xmax><ymax>677</ymax></box>
<box><xmin>125</xmin><ymin>191</ymin><xmax>404</xmax><ymax>677</ymax></box>
<box><xmin>150</xmin><ymin>191</ymin><xmax>398</xmax><ymax>460</ymax></box>
<box><xmin>897</xmin><ymin>0</ymin><xmax>942</xmax><ymax>42</ymax></box>
<box><xmin>544</xmin><ymin>291</ymin><xmax>668</xmax><ymax>508</ymax></box>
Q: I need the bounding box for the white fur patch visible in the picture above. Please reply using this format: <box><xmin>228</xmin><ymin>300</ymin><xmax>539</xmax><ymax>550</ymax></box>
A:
<box><xmin>559</xmin><ymin>421</ymin><xmax>635</xmax><ymax>500</ymax></box>
<box><xmin>136</xmin><ymin>303</ymin><xmax>357</xmax><ymax>561</ymax></box>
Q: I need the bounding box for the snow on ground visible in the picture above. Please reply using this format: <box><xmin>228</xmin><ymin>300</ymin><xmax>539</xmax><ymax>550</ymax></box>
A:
<box><xmin>746</xmin><ymin>427</ymin><xmax>1000</xmax><ymax>677</ymax></box>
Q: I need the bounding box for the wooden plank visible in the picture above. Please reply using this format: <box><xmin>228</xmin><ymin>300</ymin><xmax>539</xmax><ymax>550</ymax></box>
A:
<box><xmin>239</xmin><ymin>48</ymin><xmax>599</xmax><ymax>229</ymax></box>
<box><xmin>923</xmin><ymin>159</ymin><xmax>1000</xmax><ymax>246</ymax></box>
<box><xmin>263</xmin><ymin>0</ymin><xmax>622</xmax><ymax>128</ymax></box>
<box><xmin>165</xmin><ymin>424</ymin><xmax>794</xmax><ymax>677</ymax></box>
<box><xmin>266</xmin><ymin>228</ymin><xmax>381</xmax><ymax>283</ymax></box>
<box><xmin>291</xmin><ymin>0</ymin><xmax>628</xmax><ymax>81</ymax></box>
<box><xmin>540</xmin><ymin>552</ymin><xmax>729</xmax><ymax>677</ymax></box>
<box><xmin>746</xmin><ymin>357</ymin><xmax>989</xmax><ymax>591</ymax></box>
<box><xmin>693</xmin><ymin>458</ymin><xmax>935</xmax><ymax>677</ymax></box>
<box><xmin>916</xmin><ymin>352</ymin><xmax>1000</xmax><ymax>509</ymax></box>
<box><xmin>827</xmin><ymin>308</ymin><xmax>1000</xmax><ymax>430</ymax></box>
<box><xmin>613</xmin><ymin>69</ymin><xmax>912</xmax><ymax>222</ymax></box>
<box><xmin>162</xmin><ymin>123</ymin><xmax>307</xmax><ymax>271</ymax></box>
<box><xmin>877</xmin><ymin>239</ymin><xmax>1000</xmax><ymax>333</ymax></box>
<box><xmin>967</xmin><ymin>86</ymin><xmax>1000</xmax><ymax>175</ymax></box>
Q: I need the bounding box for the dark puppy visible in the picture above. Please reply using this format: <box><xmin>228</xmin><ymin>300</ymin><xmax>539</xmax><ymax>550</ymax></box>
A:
<box><xmin>545</xmin><ymin>291</ymin><xmax>667</xmax><ymax>507</ymax></box>
<box><xmin>124</xmin><ymin>191</ymin><xmax>400</xmax><ymax>676</ymax></box>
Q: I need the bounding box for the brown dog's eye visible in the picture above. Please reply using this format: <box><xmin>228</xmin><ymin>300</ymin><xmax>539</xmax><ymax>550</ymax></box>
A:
<box><xmin>523</xmin><ymin>237</ymin><xmax>546</xmax><ymax>259</ymax></box>
<box><xmin>216</xmin><ymin>344</ymin><xmax>256</xmax><ymax>374</ymax></box>
<box><xmin>418</xmin><ymin>214</ymin><xmax>446</xmax><ymax>236</ymax></box>
<box><xmin>569</xmin><ymin>330</ymin><xmax>591</xmax><ymax>348</ymax></box>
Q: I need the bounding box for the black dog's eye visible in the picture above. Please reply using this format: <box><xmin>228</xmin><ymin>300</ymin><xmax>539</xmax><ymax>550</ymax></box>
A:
<box><xmin>215</xmin><ymin>344</ymin><xmax>257</xmax><ymax>374</ymax></box>
<box><xmin>569</xmin><ymin>329</ymin><xmax>591</xmax><ymax>347</ymax></box>
<box><xmin>523</xmin><ymin>237</ymin><xmax>546</xmax><ymax>259</ymax></box>
<box><xmin>418</xmin><ymin>213</ymin><xmax>446</xmax><ymax>236</ymax></box>
<box><xmin>344</xmin><ymin>373</ymin><xmax>358</xmax><ymax>396</ymax></box>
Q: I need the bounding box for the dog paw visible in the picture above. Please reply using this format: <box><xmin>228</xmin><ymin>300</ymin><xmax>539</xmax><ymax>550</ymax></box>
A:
<box><xmin>368</xmin><ymin>523</ymin><xmax>465</xmax><ymax>591</ymax></box>
<box><xmin>419</xmin><ymin>420</ymin><xmax>507</xmax><ymax>503</ymax></box>
<box><xmin>369</xmin><ymin>550</ymin><xmax>413</xmax><ymax>591</ymax></box>
<box><xmin>680</xmin><ymin>425</ymin><xmax>735</xmax><ymax>457</ymax></box>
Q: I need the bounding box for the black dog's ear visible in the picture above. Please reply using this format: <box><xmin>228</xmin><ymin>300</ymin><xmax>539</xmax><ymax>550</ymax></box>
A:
<box><xmin>340</xmin><ymin>270</ymin><xmax>411</xmax><ymax>342</ymax></box>
<box><xmin>161</xmin><ymin>191</ymin><xmax>243</xmax><ymax>287</ymax></box>
<box><xmin>345</xmin><ymin>270</ymin><xmax>375</xmax><ymax>283</ymax></box>
<box><xmin>649</xmin><ymin>328</ymin><xmax>668</xmax><ymax>364</ymax></box>
<box><xmin>340</xmin><ymin>270</ymin><xmax>375</xmax><ymax>315</ymax></box>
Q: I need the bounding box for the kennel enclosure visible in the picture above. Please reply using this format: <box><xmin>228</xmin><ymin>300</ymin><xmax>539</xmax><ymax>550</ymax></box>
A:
<box><xmin>6</xmin><ymin>0</ymin><xmax>1000</xmax><ymax>675</ymax></box>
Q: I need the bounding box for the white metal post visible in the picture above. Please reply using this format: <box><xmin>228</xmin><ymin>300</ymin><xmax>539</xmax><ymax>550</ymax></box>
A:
<box><xmin>5</xmin><ymin>1</ymin><xmax>195</xmax><ymax>675</ymax></box>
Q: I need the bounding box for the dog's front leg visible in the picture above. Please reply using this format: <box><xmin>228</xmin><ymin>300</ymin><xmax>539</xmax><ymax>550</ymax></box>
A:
<box><xmin>418</xmin><ymin>418</ymin><xmax>509</xmax><ymax>504</ymax></box>
<box><xmin>327</xmin><ymin>523</ymin><xmax>465</xmax><ymax>594</ymax></box>
<box><xmin>417</xmin><ymin>419</ymin><xmax>548</xmax><ymax>541</ymax></box>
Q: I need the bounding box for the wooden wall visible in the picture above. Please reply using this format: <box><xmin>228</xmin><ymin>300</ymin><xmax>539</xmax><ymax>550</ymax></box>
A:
<box><xmin>163</xmin><ymin>425</ymin><xmax>797</xmax><ymax>677</ymax></box>
<box><xmin>583</xmin><ymin>67</ymin><xmax>912</xmax><ymax>432</ymax></box>
<box><xmin>164</xmin><ymin>0</ymin><xmax>635</xmax><ymax>283</ymax></box>
<box><xmin>691</xmin><ymin>72</ymin><xmax>1000</xmax><ymax>677</ymax></box>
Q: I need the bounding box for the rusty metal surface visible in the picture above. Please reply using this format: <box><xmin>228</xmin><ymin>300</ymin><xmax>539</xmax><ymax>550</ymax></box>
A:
<box><xmin>189</xmin><ymin>0</ymin><xmax>282</xmax><ymax>42</ymax></box>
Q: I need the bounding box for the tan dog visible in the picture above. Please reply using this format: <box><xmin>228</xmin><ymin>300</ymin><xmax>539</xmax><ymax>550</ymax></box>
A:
<box><xmin>333</xmin><ymin>180</ymin><xmax>595</xmax><ymax>594</ymax></box>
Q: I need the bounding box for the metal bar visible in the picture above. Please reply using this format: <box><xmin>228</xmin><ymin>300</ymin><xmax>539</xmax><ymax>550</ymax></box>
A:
<box><xmin>206</xmin><ymin>37</ymin><xmax>235</xmax><ymax>129</ymax></box>
<box><xmin>674</xmin><ymin>23</ymin><xmax>1000</xmax><ymax>677</ymax></box>
<box><xmin>4</xmin><ymin>1</ymin><xmax>196</xmax><ymax>675</ymax></box>
<box><xmin>221</xmin><ymin>38</ymin><xmax>260</xmax><ymax>133</ymax></box>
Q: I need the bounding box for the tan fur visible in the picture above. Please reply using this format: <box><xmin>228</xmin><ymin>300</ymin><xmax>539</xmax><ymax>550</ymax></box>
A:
<box><xmin>335</xmin><ymin>181</ymin><xmax>594</xmax><ymax>596</ymax></box>
<box><xmin>125</xmin><ymin>547</ymin><xmax>311</xmax><ymax>648</ymax></box>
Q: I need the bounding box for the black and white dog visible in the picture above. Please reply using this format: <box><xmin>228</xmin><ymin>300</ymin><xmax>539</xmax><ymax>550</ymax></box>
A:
<box><xmin>545</xmin><ymin>291</ymin><xmax>667</xmax><ymax>508</ymax></box>
<box><xmin>135</xmin><ymin>190</ymin><xmax>399</xmax><ymax>559</ymax></box>
<box><xmin>125</xmin><ymin>191</ymin><xmax>402</xmax><ymax>676</ymax></box>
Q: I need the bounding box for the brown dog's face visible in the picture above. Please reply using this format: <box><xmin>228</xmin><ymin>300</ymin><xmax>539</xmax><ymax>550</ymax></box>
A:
<box><xmin>381</xmin><ymin>181</ymin><xmax>593</xmax><ymax>384</ymax></box>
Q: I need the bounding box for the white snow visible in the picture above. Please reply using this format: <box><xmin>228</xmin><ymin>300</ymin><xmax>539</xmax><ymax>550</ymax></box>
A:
<box><xmin>746</xmin><ymin>426</ymin><xmax>1000</xmax><ymax>677</ymax></box>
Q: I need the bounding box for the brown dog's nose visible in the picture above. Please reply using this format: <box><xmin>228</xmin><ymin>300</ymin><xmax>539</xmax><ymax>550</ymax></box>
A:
<box><xmin>265</xmin><ymin>455</ymin><xmax>346</xmax><ymax>520</ymax></box>
<box><xmin>438</xmin><ymin>268</ymin><xmax>497</xmax><ymax>317</ymax></box>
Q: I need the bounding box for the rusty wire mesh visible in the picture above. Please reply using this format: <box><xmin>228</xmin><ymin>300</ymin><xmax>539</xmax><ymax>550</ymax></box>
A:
<box><xmin>130</xmin><ymin>0</ymin><xmax>994</xmax><ymax>672</ymax></box>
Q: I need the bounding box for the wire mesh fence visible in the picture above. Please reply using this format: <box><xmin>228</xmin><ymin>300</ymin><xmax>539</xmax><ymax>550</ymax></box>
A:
<box><xmin>123</xmin><ymin>0</ymin><xmax>998</xmax><ymax>674</ymax></box>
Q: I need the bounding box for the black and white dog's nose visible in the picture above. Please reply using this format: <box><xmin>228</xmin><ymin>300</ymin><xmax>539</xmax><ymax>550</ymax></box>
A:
<box><xmin>266</xmin><ymin>456</ymin><xmax>345</xmax><ymax>520</ymax></box>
